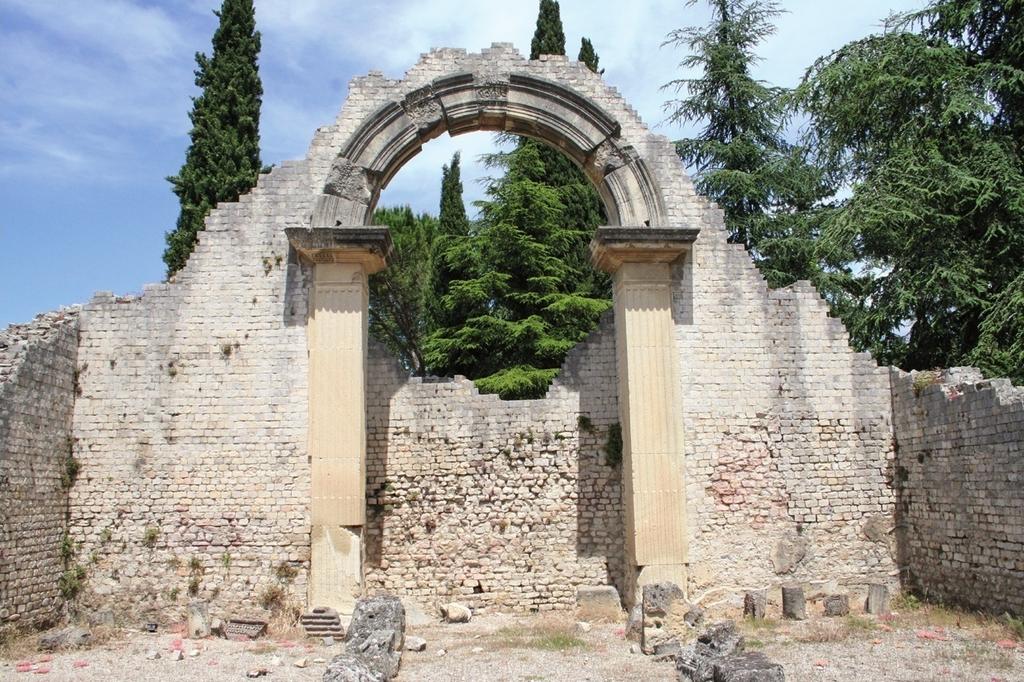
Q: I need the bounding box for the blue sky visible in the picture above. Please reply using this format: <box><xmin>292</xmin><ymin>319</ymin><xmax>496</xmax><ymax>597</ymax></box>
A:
<box><xmin>0</xmin><ymin>0</ymin><xmax>920</xmax><ymax>327</ymax></box>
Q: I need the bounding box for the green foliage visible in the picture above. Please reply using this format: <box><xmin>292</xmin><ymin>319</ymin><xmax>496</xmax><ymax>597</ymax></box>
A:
<box><xmin>60</xmin><ymin>534</ymin><xmax>75</xmax><ymax>564</ymax></box>
<box><xmin>164</xmin><ymin>0</ymin><xmax>263</xmax><ymax>276</ymax></box>
<box><xmin>795</xmin><ymin>4</ymin><xmax>1024</xmax><ymax>378</ymax></box>
<box><xmin>474</xmin><ymin>366</ymin><xmax>560</xmax><ymax>401</ymax></box>
<box><xmin>530</xmin><ymin>0</ymin><xmax>566</xmax><ymax>59</ymax></box>
<box><xmin>60</xmin><ymin>451</ymin><xmax>80</xmax><ymax>490</ymax></box>
<box><xmin>187</xmin><ymin>576</ymin><xmax>201</xmax><ymax>598</ymax></box>
<box><xmin>663</xmin><ymin>0</ymin><xmax>837</xmax><ymax>294</ymax></box>
<box><xmin>142</xmin><ymin>526</ymin><xmax>159</xmax><ymax>548</ymax></box>
<box><xmin>369</xmin><ymin>206</ymin><xmax>439</xmax><ymax>374</ymax></box>
<box><xmin>423</xmin><ymin>142</ymin><xmax>611</xmax><ymax>398</ymax></box>
<box><xmin>58</xmin><ymin>564</ymin><xmax>86</xmax><ymax>601</ymax></box>
<box><xmin>604</xmin><ymin>422</ymin><xmax>623</xmax><ymax>467</ymax></box>
<box><xmin>578</xmin><ymin>38</ymin><xmax>603</xmax><ymax>74</ymax></box>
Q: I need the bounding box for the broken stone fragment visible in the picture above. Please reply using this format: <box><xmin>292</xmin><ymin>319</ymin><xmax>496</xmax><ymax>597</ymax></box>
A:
<box><xmin>744</xmin><ymin>590</ymin><xmax>767</xmax><ymax>619</ymax></box>
<box><xmin>440</xmin><ymin>602</ymin><xmax>472</xmax><ymax>623</ymax></box>
<box><xmin>823</xmin><ymin>594</ymin><xmax>849</xmax><ymax>617</ymax></box>
<box><xmin>337</xmin><ymin>595</ymin><xmax>406</xmax><ymax>680</ymax></box>
<box><xmin>676</xmin><ymin>621</ymin><xmax>785</xmax><ymax>682</ymax></box>
<box><xmin>188</xmin><ymin>600</ymin><xmax>211</xmax><ymax>638</ymax></box>
<box><xmin>404</xmin><ymin>636</ymin><xmax>427</xmax><ymax>652</ymax></box>
<box><xmin>38</xmin><ymin>627</ymin><xmax>91</xmax><ymax>651</ymax></box>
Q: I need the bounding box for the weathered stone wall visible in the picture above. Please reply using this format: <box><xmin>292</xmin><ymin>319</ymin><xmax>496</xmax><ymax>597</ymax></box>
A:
<box><xmin>892</xmin><ymin>368</ymin><xmax>1024</xmax><ymax>615</ymax></box>
<box><xmin>0</xmin><ymin>309</ymin><xmax>79</xmax><ymax>634</ymax></box>
<box><xmin>363</xmin><ymin>316</ymin><xmax>622</xmax><ymax>613</ymax></box>
<box><xmin>0</xmin><ymin>45</ymin><xmax>900</xmax><ymax>624</ymax></box>
<box><xmin>674</xmin><ymin>213</ymin><xmax>897</xmax><ymax>605</ymax></box>
<box><xmin>66</xmin><ymin>162</ymin><xmax>317</xmax><ymax>624</ymax></box>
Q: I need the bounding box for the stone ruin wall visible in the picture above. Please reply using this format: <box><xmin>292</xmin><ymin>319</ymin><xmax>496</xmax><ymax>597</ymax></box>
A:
<box><xmin>0</xmin><ymin>309</ymin><xmax>79</xmax><ymax>635</ymax></box>
<box><xmin>891</xmin><ymin>368</ymin><xmax>1024</xmax><ymax>615</ymax></box>
<box><xmin>65</xmin><ymin>160</ymin><xmax>317</xmax><ymax>625</ymax></box>
<box><xmin>362</xmin><ymin>317</ymin><xmax>623</xmax><ymax>613</ymax></box>
<box><xmin>0</xmin><ymin>45</ymin><xmax>904</xmax><ymax>625</ymax></box>
<box><xmin>674</xmin><ymin>214</ymin><xmax>897</xmax><ymax>606</ymax></box>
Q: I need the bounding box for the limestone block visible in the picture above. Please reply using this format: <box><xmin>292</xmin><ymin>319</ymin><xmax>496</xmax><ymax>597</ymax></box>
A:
<box><xmin>865</xmin><ymin>584</ymin><xmax>889</xmax><ymax>616</ymax></box>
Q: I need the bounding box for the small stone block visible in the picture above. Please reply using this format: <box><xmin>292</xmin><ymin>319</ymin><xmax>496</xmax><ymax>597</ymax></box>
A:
<box><xmin>744</xmin><ymin>591</ymin><xmax>766</xmax><ymax>619</ymax></box>
<box><xmin>865</xmin><ymin>584</ymin><xmax>889</xmax><ymax>616</ymax></box>
<box><xmin>781</xmin><ymin>586</ymin><xmax>806</xmax><ymax>620</ymax></box>
<box><xmin>823</xmin><ymin>594</ymin><xmax>849</xmax><ymax>617</ymax></box>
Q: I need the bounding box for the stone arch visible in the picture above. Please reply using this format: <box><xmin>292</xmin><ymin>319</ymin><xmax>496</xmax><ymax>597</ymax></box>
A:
<box><xmin>292</xmin><ymin>45</ymin><xmax>700</xmax><ymax>612</ymax></box>
<box><xmin>309</xmin><ymin>49</ymin><xmax>678</xmax><ymax>230</ymax></box>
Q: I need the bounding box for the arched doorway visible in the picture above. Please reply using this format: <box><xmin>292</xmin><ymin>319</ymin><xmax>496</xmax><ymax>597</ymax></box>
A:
<box><xmin>287</xmin><ymin>44</ymin><xmax>698</xmax><ymax>613</ymax></box>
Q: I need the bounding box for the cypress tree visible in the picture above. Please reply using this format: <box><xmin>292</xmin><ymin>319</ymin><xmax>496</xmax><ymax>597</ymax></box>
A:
<box><xmin>530</xmin><ymin>0</ymin><xmax>566</xmax><ymax>59</ymax></box>
<box><xmin>164</xmin><ymin>0</ymin><xmax>263</xmax><ymax>277</ymax></box>
<box><xmin>578</xmin><ymin>37</ymin><xmax>603</xmax><ymax>74</ymax></box>
<box><xmin>432</xmin><ymin>153</ymin><xmax>475</xmax><ymax>330</ymax></box>
<box><xmin>423</xmin><ymin>144</ymin><xmax>611</xmax><ymax>398</ymax></box>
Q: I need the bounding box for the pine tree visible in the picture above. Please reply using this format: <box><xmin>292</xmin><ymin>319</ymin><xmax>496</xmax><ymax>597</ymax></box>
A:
<box><xmin>423</xmin><ymin>144</ymin><xmax>611</xmax><ymax>398</ymax></box>
<box><xmin>368</xmin><ymin>206</ymin><xmax>438</xmax><ymax>375</ymax></box>
<box><xmin>795</xmin><ymin>1</ymin><xmax>1024</xmax><ymax>379</ymax></box>
<box><xmin>164</xmin><ymin>0</ymin><xmax>263</xmax><ymax>276</ymax></box>
<box><xmin>663</xmin><ymin>0</ymin><xmax>841</xmax><ymax>296</ymax></box>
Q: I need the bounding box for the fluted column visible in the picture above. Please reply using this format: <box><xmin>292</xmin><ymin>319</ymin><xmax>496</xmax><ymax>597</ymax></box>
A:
<box><xmin>591</xmin><ymin>227</ymin><xmax>697</xmax><ymax>601</ymax></box>
<box><xmin>287</xmin><ymin>227</ymin><xmax>392</xmax><ymax>614</ymax></box>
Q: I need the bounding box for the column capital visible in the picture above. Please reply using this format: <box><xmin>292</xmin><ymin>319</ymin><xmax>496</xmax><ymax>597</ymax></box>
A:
<box><xmin>286</xmin><ymin>226</ymin><xmax>393</xmax><ymax>274</ymax></box>
<box><xmin>589</xmin><ymin>226</ymin><xmax>698</xmax><ymax>274</ymax></box>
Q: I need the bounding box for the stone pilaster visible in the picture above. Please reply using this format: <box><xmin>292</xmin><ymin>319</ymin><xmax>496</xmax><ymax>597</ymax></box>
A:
<box><xmin>287</xmin><ymin>227</ymin><xmax>392</xmax><ymax>614</ymax></box>
<box><xmin>591</xmin><ymin>227</ymin><xmax>697</xmax><ymax>603</ymax></box>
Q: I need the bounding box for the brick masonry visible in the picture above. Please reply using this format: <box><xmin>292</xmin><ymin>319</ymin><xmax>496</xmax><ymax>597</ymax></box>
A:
<box><xmin>892</xmin><ymin>368</ymin><xmax>1024</xmax><ymax>615</ymax></box>
<box><xmin>0</xmin><ymin>309</ymin><xmax>79</xmax><ymax>635</ymax></box>
<box><xmin>1</xmin><ymin>45</ymin><xmax>1016</xmax><ymax>626</ymax></box>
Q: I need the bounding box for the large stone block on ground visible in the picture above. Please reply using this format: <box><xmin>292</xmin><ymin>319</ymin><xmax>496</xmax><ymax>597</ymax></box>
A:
<box><xmin>340</xmin><ymin>595</ymin><xmax>405</xmax><ymax>680</ymax></box>
<box><xmin>713</xmin><ymin>652</ymin><xmax>786</xmax><ymax>682</ymax></box>
<box><xmin>324</xmin><ymin>654</ymin><xmax>384</xmax><ymax>682</ymax></box>
<box><xmin>641</xmin><ymin>582</ymin><xmax>699</xmax><ymax>654</ymax></box>
<box><xmin>576</xmin><ymin>585</ymin><xmax>622</xmax><ymax>621</ymax></box>
<box><xmin>676</xmin><ymin>621</ymin><xmax>785</xmax><ymax>682</ymax></box>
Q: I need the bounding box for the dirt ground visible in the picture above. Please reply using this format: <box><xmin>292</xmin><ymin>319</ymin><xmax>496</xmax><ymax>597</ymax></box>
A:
<box><xmin>1</xmin><ymin>604</ymin><xmax>1021</xmax><ymax>681</ymax></box>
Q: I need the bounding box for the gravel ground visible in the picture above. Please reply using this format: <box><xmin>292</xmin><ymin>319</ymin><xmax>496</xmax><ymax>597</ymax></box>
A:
<box><xmin>1</xmin><ymin>611</ymin><xmax>1020</xmax><ymax>681</ymax></box>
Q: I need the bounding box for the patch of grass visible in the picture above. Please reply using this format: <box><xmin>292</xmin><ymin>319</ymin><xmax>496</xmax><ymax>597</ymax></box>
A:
<box><xmin>742</xmin><ymin>617</ymin><xmax>780</xmax><ymax>632</ymax></box>
<box><xmin>259</xmin><ymin>585</ymin><xmax>287</xmax><ymax>612</ymax></box>
<box><xmin>794</xmin><ymin>621</ymin><xmax>850</xmax><ymax>643</ymax></box>
<box><xmin>912</xmin><ymin>370</ymin><xmax>941</xmax><ymax>396</ymax></box>
<box><xmin>187</xmin><ymin>576</ymin><xmax>201</xmax><ymax>598</ymax></box>
<box><xmin>59</xmin><ymin>534</ymin><xmax>75</xmax><ymax>563</ymax></box>
<box><xmin>492</xmin><ymin>620</ymin><xmax>588</xmax><ymax>653</ymax></box>
<box><xmin>275</xmin><ymin>561</ymin><xmax>298</xmax><ymax>584</ymax></box>
<box><xmin>1004</xmin><ymin>613</ymin><xmax>1024</xmax><ymax>641</ymax></box>
<box><xmin>845</xmin><ymin>614</ymin><xmax>877</xmax><ymax>632</ymax></box>
<box><xmin>745</xmin><ymin>637</ymin><xmax>765</xmax><ymax>649</ymax></box>
<box><xmin>221</xmin><ymin>552</ymin><xmax>232</xmax><ymax>569</ymax></box>
<box><xmin>892</xmin><ymin>591</ymin><xmax>923</xmax><ymax>612</ymax></box>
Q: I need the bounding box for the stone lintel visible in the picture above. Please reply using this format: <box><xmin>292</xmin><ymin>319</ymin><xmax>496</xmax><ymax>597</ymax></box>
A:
<box><xmin>589</xmin><ymin>226</ymin><xmax>698</xmax><ymax>273</ymax></box>
<box><xmin>286</xmin><ymin>226</ymin><xmax>393</xmax><ymax>273</ymax></box>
